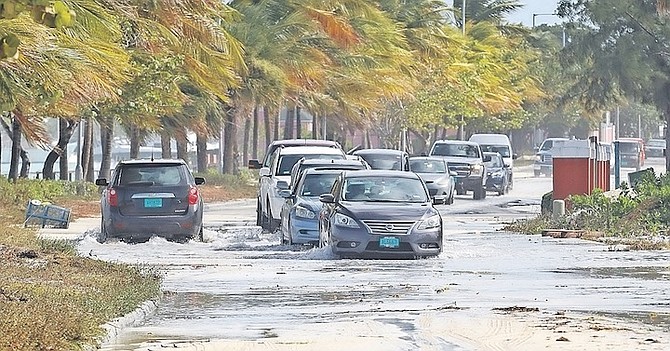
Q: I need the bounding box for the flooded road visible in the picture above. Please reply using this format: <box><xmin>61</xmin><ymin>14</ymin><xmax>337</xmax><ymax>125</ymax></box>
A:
<box><xmin>79</xmin><ymin>164</ymin><xmax>670</xmax><ymax>351</ymax></box>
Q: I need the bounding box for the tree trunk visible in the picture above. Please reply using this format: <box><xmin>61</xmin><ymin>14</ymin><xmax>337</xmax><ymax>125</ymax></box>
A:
<box><xmin>39</xmin><ymin>118</ymin><xmax>69</xmax><ymax>180</ymax></box>
<box><xmin>273</xmin><ymin>108</ymin><xmax>280</xmax><ymax>140</ymax></box>
<box><xmin>666</xmin><ymin>107</ymin><xmax>670</xmax><ymax>172</ymax></box>
<box><xmin>284</xmin><ymin>106</ymin><xmax>294</xmax><ymax>139</ymax></box>
<box><xmin>161</xmin><ymin>132</ymin><xmax>172</xmax><ymax>158</ymax></box>
<box><xmin>59</xmin><ymin>140</ymin><xmax>69</xmax><ymax>181</ymax></box>
<box><xmin>129</xmin><ymin>126</ymin><xmax>140</xmax><ymax>159</ymax></box>
<box><xmin>176</xmin><ymin>130</ymin><xmax>189</xmax><ymax>164</ymax></box>
<box><xmin>98</xmin><ymin>114</ymin><xmax>114</xmax><ymax>180</ymax></box>
<box><xmin>223</xmin><ymin>107</ymin><xmax>239</xmax><ymax>174</ymax></box>
<box><xmin>312</xmin><ymin>113</ymin><xmax>318</xmax><ymax>139</ymax></box>
<box><xmin>243</xmin><ymin>114</ymin><xmax>251</xmax><ymax>166</ymax></box>
<box><xmin>82</xmin><ymin>118</ymin><xmax>95</xmax><ymax>182</ymax></box>
<box><xmin>19</xmin><ymin>149</ymin><xmax>30</xmax><ymax>179</ymax></box>
<box><xmin>264</xmin><ymin>106</ymin><xmax>272</xmax><ymax>148</ymax></box>
<box><xmin>252</xmin><ymin>106</ymin><xmax>259</xmax><ymax>159</ymax></box>
<box><xmin>295</xmin><ymin>106</ymin><xmax>302</xmax><ymax>139</ymax></box>
<box><xmin>8</xmin><ymin>114</ymin><xmax>21</xmax><ymax>182</ymax></box>
<box><xmin>196</xmin><ymin>132</ymin><xmax>208</xmax><ymax>173</ymax></box>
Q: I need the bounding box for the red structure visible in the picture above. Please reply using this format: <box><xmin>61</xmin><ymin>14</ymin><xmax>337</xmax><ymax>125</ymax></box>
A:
<box><xmin>552</xmin><ymin>139</ymin><xmax>611</xmax><ymax>200</ymax></box>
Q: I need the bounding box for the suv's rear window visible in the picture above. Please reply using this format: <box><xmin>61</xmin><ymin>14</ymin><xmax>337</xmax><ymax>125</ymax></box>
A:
<box><xmin>117</xmin><ymin>164</ymin><xmax>186</xmax><ymax>186</ymax></box>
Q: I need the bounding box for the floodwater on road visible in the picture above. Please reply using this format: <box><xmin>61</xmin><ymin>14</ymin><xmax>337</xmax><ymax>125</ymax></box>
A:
<box><xmin>78</xmin><ymin>165</ymin><xmax>670</xmax><ymax>351</ymax></box>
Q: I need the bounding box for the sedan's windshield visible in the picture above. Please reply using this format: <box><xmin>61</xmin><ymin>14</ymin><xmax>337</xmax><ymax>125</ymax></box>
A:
<box><xmin>277</xmin><ymin>154</ymin><xmax>344</xmax><ymax>176</ymax></box>
<box><xmin>485</xmin><ymin>155</ymin><xmax>504</xmax><ymax>168</ymax></box>
<box><xmin>343</xmin><ymin>177</ymin><xmax>427</xmax><ymax>203</ymax></box>
<box><xmin>431</xmin><ymin>144</ymin><xmax>480</xmax><ymax>158</ymax></box>
<box><xmin>300</xmin><ymin>173</ymin><xmax>339</xmax><ymax>197</ymax></box>
<box><xmin>409</xmin><ymin>160</ymin><xmax>446</xmax><ymax>173</ymax></box>
<box><xmin>479</xmin><ymin>145</ymin><xmax>510</xmax><ymax>157</ymax></box>
<box><xmin>619</xmin><ymin>142</ymin><xmax>640</xmax><ymax>154</ymax></box>
<box><xmin>357</xmin><ymin>154</ymin><xmax>403</xmax><ymax>170</ymax></box>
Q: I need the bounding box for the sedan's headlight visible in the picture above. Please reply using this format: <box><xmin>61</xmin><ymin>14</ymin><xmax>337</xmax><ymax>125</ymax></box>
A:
<box><xmin>334</xmin><ymin>213</ymin><xmax>360</xmax><ymax>228</ymax></box>
<box><xmin>418</xmin><ymin>214</ymin><xmax>441</xmax><ymax>230</ymax></box>
<box><xmin>491</xmin><ymin>171</ymin><xmax>505</xmax><ymax>178</ymax></box>
<box><xmin>295</xmin><ymin>205</ymin><xmax>316</xmax><ymax>219</ymax></box>
<box><xmin>470</xmin><ymin>164</ymin><xmax>483</xmax><ymax>176</ymax></box>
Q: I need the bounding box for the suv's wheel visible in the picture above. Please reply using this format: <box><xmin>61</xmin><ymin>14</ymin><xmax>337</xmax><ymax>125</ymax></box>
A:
<box><xmin>267</xmin><ymin>200</ymin><xmax>278</xmax><ymax>232</ymax></box>
<box><xmin>98</xmin><ymin>220</ymin><xmax>108</xmax><ymax>244</ymax></box>
<box><xmin>446</xmin><ymin>191</ymin><xmax>454</xmax><ymax>205</ymax></box>
<box><xmin>473</xmin><ymin>186</ymin><xmax>484</xmax><ymax>200</ymax></box>
<box><xmin>256</xmin><ymin>198</ymin><xmax>263</xmax><ymax>227</ymax></box>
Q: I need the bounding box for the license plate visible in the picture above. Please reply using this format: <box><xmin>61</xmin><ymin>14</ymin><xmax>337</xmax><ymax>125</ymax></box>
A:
<box><xmin>144</xmin><ymin>198</ymin><xmax>163</xmax><ymax>208</ymax></box>
<box><xmin>379</xmin><ymin>236</ymin><xmax>400</xmax><ymax>249</ymax></box>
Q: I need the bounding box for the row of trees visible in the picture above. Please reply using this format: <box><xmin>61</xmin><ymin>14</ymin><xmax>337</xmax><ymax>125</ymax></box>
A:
<box><xmin>1</xmin><ymin>0</ymin><xmax>669</xmax><ymax>181</ymax></box>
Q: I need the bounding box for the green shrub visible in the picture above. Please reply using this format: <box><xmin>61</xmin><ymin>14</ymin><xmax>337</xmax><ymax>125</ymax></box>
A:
<box><xmin>194</xmin><ymin>168</ymin><xmax>258</xmax><ymax>187</ymax></box>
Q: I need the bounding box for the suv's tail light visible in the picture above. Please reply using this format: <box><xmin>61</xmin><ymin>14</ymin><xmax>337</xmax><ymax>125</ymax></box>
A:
<box><xmin>188</xmin><ymin>186</ymin><xmax>199</xmax><ymax>205</ymax></box>
<box><xmin>108</xmin><ymin>188</ymin><xmax>118</xmax><ymax>207</ymax></box>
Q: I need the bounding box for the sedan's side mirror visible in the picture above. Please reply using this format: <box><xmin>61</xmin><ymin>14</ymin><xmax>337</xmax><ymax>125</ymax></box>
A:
<box><xmin>95</xmin><ymin>178</ymin><xmax>108</xmax><ymax>186</ymax></box>
<box><xmin>512</xmin><ymin>153</ymin><xmax>519</xmax><ymax>160</ymax></box>
<box><xmin>319</xmin><ymin>193</ymin><xmax>335</xmax><ymax>203</ymax></box>
<box><xmin>259</xmin><ymin>167</ymin><xmax>271</xmax><ymax>177</ymax></box>
<box><xmin>533</xmin><ymin>146</ymin><xmax>540</xmax><ymax>152</ymax></box>
<box><xmin>276</xmin><ymin>180</ymin><xmax>289</xmax><ymax>190</ymax></box>
<box><xmin>279</xmin><ymin>189</ymin><xmax>292</xmax><ymax>198</ymax></box>
<box><xmin>248</xmin><ymin>159</ymin><xmax>262</xmax><ymax>169</ymax></box>
<box><xmin>194</xmin><ymin>177</ymin><xmax>206</xmax><ymax>185</ymax></box>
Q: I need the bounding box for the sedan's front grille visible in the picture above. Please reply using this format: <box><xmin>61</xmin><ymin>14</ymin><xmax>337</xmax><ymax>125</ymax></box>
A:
<box><xmin>362</xmin><ymin>220</ymin><xmax>415</xmax><ymax>235</ymax></box>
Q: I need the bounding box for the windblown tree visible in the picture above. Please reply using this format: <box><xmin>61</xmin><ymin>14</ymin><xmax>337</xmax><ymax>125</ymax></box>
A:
<box><xmin>558</xmin><ymin>0</ymin><xmax>670</xmax><ymax>170</ymax></box>
<box><xmin>95</xmin><ymin>0</ymin><xmax>244</xmax><ymax>177</ymax></box>
<box><xmin>1</xmin><ymin>1</ymin><xmax>127</xmax><ymax>181</ymax></box>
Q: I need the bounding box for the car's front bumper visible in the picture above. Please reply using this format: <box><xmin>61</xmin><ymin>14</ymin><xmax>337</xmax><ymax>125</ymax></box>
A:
<box><xmin>485</xmin><ymin>176</ymin><xmax>505</xmax><ymax>191</ymax></box>
<box><xmin>289</xmin><ymin>216</ymin><xmax>319</xmax><ymax>244</ymax></box>
<box><xmin>454</xmin><ymin>176</ymin><xmax>483</xmax><ymax>192</ymax></box>
<box><xmin>329</xmin><ymin>225</ymin><xmax>442</xmax><ymax>258</ymax></box>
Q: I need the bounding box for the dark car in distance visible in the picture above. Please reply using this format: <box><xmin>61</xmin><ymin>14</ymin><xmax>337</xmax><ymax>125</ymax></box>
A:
<box><xmin>318</xmin><ymin>170</ymin><xmax>443</xmax><ymax>259</ymax></box>
<box><xmin>483</xmin><ymin>152</ymin><xmax>510</xmax><ymax>196</ymax></box>
<box><xmin>95</xmin><ymin>159</ymin><xmax>205</xmax><ymax>243</ymax></box>
<box><xmin>409</xmin><ymin>156</ymin><xmax>456</xmax><ymax>205</ymax></box>
<box><xmin>352</xmin><ymin>149</ymin><xmax>410</xmax><ymax>171</ymax></box>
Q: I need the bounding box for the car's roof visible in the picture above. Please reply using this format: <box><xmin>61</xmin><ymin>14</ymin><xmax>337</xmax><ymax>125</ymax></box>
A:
<box><xmin>303</xmin><ymin>168</ymin><xmax>350</xmax><ymax>175</ymax></box>
<box><xmin>544</xmin><ymin>137</ymin><xmax>569</xmax><ymax>141</ymax></box>
<box><xmin>341</xmin><ymin>169</ymin><xmax>420</xmax><ymax>179</ymax></box>
<box><xmin>117</xmin><ymin>158</ymin><xmax>187</xmax><ymax>166</ymax></box>
<box><xmin>271</xmin><ymin>139</ymin><xmax>340</xmax><ymax>147</ymax></box>
<box><xmin>409</xmin><ymin>156</ymin><xmax>446</xmax><ymax>162</ymax></box>
<box><xmin>483</xmin><ymin>151</ymin><xmax>502</xmax><ymax>157</ymax></box>
<box><xmin>353</xmin><ymin>148</ymin><xmax>407</xmax><ymax>155</ymax></box>
<box><xmin>617</xmin><ymin>137</ymin><xmax>644</xmax><ymax>142</ymax></box>
<box><xmin>432</xmin><ymin>140</ymin><xmax>478</xmax><ymax>145</ymax></box>
<box><xmin>298</xmin><ymin>159</ymin><xmax>363</xmax><ymax>166</ymax></box>
<box><xmin>279</xmin><ymin>146</ymin><xmax>345</xmax><ymax>155</ymax></box>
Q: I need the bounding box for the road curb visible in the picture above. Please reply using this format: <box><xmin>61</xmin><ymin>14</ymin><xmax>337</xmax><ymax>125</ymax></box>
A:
<box><xmin>86</xmin><ymin>298</ymin><xmax>161</xmax><ymax>350</ymax></box>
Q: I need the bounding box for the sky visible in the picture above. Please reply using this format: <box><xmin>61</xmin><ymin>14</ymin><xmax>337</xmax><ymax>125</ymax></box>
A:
<box><xmin>506</xmin><ymin>0</ymin><xmax>564</xmax><ymax>26</ymax></box>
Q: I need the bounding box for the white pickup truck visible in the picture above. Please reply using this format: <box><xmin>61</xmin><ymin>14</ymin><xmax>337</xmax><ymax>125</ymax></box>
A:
<box><xmin>257</xmin><ymin>145</ymin><xmax>346</xmax><ymax>231</ymax></box>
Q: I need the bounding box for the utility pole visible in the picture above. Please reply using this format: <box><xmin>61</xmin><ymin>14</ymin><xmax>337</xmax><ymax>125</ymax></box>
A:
<box><xmin>462</xmin><ymin>0</ymin><xmax>466</xmax><ymax>35</ymax></box>
<box><xmin>75</xmin><ymin>120</ymin><xmax>83</xmax><ymax>181</ymax></box>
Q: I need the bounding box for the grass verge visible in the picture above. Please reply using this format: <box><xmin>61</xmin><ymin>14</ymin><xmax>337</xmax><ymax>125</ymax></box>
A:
<box><xmin>0</xmin><ymin>177</ymin><xmax>161</xmax><ymax>350</ymax></box>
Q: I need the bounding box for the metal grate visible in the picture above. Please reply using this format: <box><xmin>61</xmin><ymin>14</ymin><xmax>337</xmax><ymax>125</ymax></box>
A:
<box><xmin>362</xmin><ymin>220</ymin><xmax>415</xmax><ymax>235</ymax></box>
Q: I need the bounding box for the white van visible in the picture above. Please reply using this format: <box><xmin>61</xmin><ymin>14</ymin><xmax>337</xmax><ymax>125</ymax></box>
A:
<box><xmin>468</xmin><ymin>134</ymin><xmax>517</xmax><ymax>188</ymax></box>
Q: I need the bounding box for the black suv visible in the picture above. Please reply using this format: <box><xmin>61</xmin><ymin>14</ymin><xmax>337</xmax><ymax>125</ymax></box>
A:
<box><xmin>429</xmin><ymin>140</ymin><xmax>490</xmax><ymax>200</ymax></box>
<box><xmin>95</xmin><ymin>159</ymin><xmax>205</xmax><ymax>243</ymax></box>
